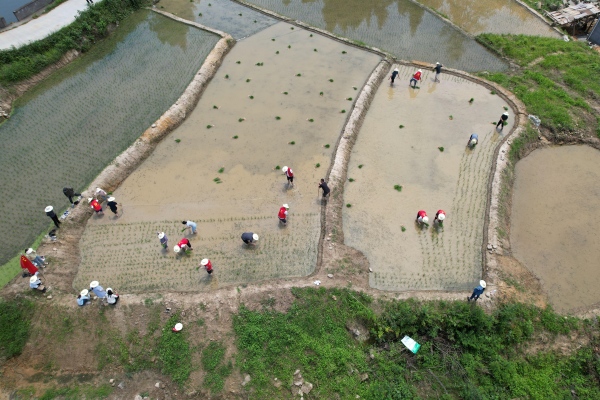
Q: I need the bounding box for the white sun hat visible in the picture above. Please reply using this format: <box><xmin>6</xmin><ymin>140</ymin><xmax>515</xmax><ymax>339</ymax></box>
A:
<box><xmin>422</xmin><ymin>216</ymin><xmax>429</xmax><ymax>224</ymax></box>
<box><xmin>26</xmin><ymin>248</ymin><xmax>33</xmax><ymax>255</ymax></box>
<box><xmin>95</xmin><ymin>188</ymin><xmax>104</xmax><ymax>193</ymax></box>
<box><xmin>173</xmin><ymin>323</ymin><xmax>183</xmax><ymax>332</ymax></box>
<box><xmin>470</xmin><ymin>139</ymin><xmax>477</xmax><ymax>145</ymax></box>
<box><xmin>418</xmin><ymin>69</ymin><xmax>422</xmax><ymax>72</ymax></box>
<box><xmin>158</xmin><ymin>232</ymin><xmax>165</xmax><ymax>239</ymax></box>
<box><xmin>30</xmin><ymin>276</ymin><xmax>38</xmax><ymax>284</ymax></box>
<box><xmin>87</xmin><ymin>197</ymin><xmax>93</xmax><ymax>203</ymax></box>
<box><xmin>394</xmin><ymin>67</ymin><xmax>399</xmax><ymax>71</ymax></box>
<box><xmin>438</xmin><ymin>214</ymin><xmax>446</xmax><ymax>221</ymax></box>
<box><xmin>252</xmin><ymin>233</ymin><xmax>259</xmax><ymax>241</ymax></box>
<box><xmin>480</xmin><ymin>280</ymin><xmax>487</xmax><ymax>288</ymax></box>
<box><xmin>107</xmin><ymin>197</ymin><xmax>115</xmax><ymax>202</ymax></box>
<box><xmin>80</xmin><ymin>289</ymin><xmax>89</xmax><ymax>296</ymax></box>
<box><xmin>282</xmin><ymin>166</ymin><xmax>288</xmax><ymax>172</ymax></box>
<box><xmin>201</xmin><ymin>258</ymin><xmax>209</xmax><ymax>266</ymax></box>
<box><xmin>503</xmin><ymin>112</ymin><xmax>509</xmax><ymax>116</ymax></box>
<box><xmin>44</xmin><ymin>206</ymin><xmax>53</xmax><ymax>213</ymax></box>
<box><xmin>90</xmin><ymin>280</ymin><xmax>99</xmax><ymax>288</ymax></box>
<box><xmin>173</xmin><ymin>245</ymin><xmax>181</xmax><ymax>253</ymax></box>
<box><xmin>436</xmin><ymin>62</ymin><xmax>440</xmax><ymax>65</ymax></box>
<box><xmin>283</xmin><ymin>204</ymin><xmax>289</xmax><ymax>209</ymax></box>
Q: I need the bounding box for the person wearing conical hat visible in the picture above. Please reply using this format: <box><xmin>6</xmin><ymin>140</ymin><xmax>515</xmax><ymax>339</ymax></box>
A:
<box><xmin>434</xmin><ymin>210</ymin><xmax>446</xmax><ymax>224</ymax></box>
<box><xmin>174</xmin><ymin>238</ymin><xmax>193</xmax><ymax>254</ymax></box>
<box><xmin>278</xmin><ymin>204</ymin><xmax>290</xmax><ymax>225</ymax></box>
<box><xmin>389</xmin><ymin>67</ymin><xmax>399</xmax><ymax>85</ymax></box>
<box><xmin>89</xmin><ymin>281</ymin><xmax>107</xmax><ymax>300</ymax></box>
<box><xmin>77</xmin><ymin>289</ymin><xmax>90</xmax><ymax>306</ymax></box>
<box><xmin>410</xmin><ymin>69</ymin><xmax>422</xmax><ymax>88</ymax></box>
<box><xmin>63</xmin><ymin>187</ymin><xmax>81</xmax><ymax>207</ymax></box>
<box><xmin>182</xmin><ymin>220</ymin><xmax>197</xmax><ymax>234</ymax></box>
<box><xmin>433</xmin><ymin>62</ymin><xmax>443</xmax><ymax>83</ymax></box>
<box><xmin>467</xmin><ymin>133</ymin><xmax>479</xmax><ymax>147</ymax></box>
<box><xmin>30</xmin><ymin>275</ymin><xmax>46</xmax><ymax>292</ymax></box>
<box><xmin>282</xmin><ymin>166</ymin><xmax>294</xmax><ymax>187</ymax></box>
<box><xmin>107</xmin><ymin>197</ymin><xmax>119</xmax><ymax>216</ymax></box>
<box><xmin>45</xmin><ymin>205</ymin><xmax>61</xmax><ymax>228</ymax></box>
<box><xmin>496</xmin><ymin>112</ymin><xmax>509</xmax><ymax>130</ymax></box>
<box><xmin>157</xmin><ymin>232</ymin><xmax>168</xmax><ymax>250</ymax></box>
<box><xmin>95</xmin><ymin>187</ymin><xmax>108</xmax><ymax>203</ymax></box>
<box><xmin>25</xmin><ymin>247</ymin><xmax>47</xmax><ymax>268</ymax></box>
<box><xmin>468</xmin><ymin>280</ymin><xmax>487</xmax><ymax>302</ymax></box>
<box><xmin>200</xmin><ymin>258</ymin><xmax>213</xmax><ymax>275</ymax></box>
<box><xmin>416</xmin><ymin>210</ymin><xmax>429</xmax><ymax>225</ymax></box>
<box><xmin>88</xmin><ymin>197</ymin><xmax>103</xmax><ymax>214</ymax></box>
<box><xmin>241</xmin><ymin>232</ymin><xmax>259</xmax><ymax>245</ymax></box>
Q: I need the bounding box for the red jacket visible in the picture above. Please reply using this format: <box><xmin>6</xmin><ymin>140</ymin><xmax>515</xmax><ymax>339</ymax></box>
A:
<box><xmin>178</xmin><ymin>238</ymin><xmax>190</xmax><ymax>248</ymax></box>
<box><xmin>413</xmin><ymin>71</ymin><xmax>422</xmax><ymax>80</ymax></box>
<box><xmin>278</xmin><ymin>207</ymin><xmax>288</xmax><ymax>219</ymax></box>
<box><xmin>286</xmin><ymin>168</ymin><xmax>294</xmax><ymax>178</ymax></box>
<box><xmin>417</xmin><ymin>210</ymin><xmax>427</xmax><ymax>218</ymax></box>
<box><xmin>204</xmin><ymin>260</ymin><xmax>213</xmax><ymax>272</ymax></box>
<box><xmin>90</xmin><ymin>199</ymin><xmax>102</xmax><ymax>211</ymax></box>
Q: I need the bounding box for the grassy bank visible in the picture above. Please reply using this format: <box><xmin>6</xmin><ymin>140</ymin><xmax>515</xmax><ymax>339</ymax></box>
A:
<box><xmin>0</xmin><ymin>0</ymin><xmax>149</xmax><ymax>85</ymax></box>
<box><xmin>0</xmin><ymin>298</ymin><xmax>35</xmax><ymax>361</ymax></box>
<box><xmin>477</xmin><ymin>34</ymin><xmax>600</xmax><ymax>138</ymax></box>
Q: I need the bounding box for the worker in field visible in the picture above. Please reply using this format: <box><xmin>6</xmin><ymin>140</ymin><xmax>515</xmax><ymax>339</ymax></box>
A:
<box><xmin>63</xmin><ymin>186</ymin><xmax>81</xmax><ymax>207</ymax></box>
<box><xmin>496</xmin><ymin>112</ymin><xmax>509</xmax><ymax>130</ymax></box>
<box><xmin>200</xmin><ymin>258</ymin><xmax>213</xmax><ymax>275</ymax></box>
<box><xmin>174</xmin><ymin>238</ymin><xmax>193</xmax><ymax>254</ymax></box>
<box><xmin>107</xmin><ymin>197</ymin><xmax>119</xmax><ymax>216</ymax></box>
<box><xmin>25</xmin><ymin>248</ymin><xmax>47</xmax><ymax>268</ymax></box>
<box><xmin>318</xmin><ymin>178</ymin><xmax>330</xmax><ymax>199</ymax></box>
<box><xmin>467</xmin><ymin>133</ymin><xmax>478</xmax><ymax>147</ymax></box>
<box><xmin>88</xmin><ymin>197</ymin><xmax>103</xmax><ymax>214</ymax></box>
<box><xmin>182</xmin><ymin>220</ymin><xmax>197</xmax><ymax>234</ymax></box>
<box><xmin>282</xmin><ymin>166</ymin><xmax>294</xmax><ymax>187</ymax></box>
<box><xmin>409</xmin><ymin>69</ymin><xmax>422</xmax><ymax>88</ymax></box>
<box><xmin>416</xmin><ymin>210</ymin><xmax>429</xmax><ymax>225</ymax></box>
<box><xmin>158</xmin><ymin>232</ymin><xmax>168</xmax><ymax>250</ymax></box>
<box><xmin>278</xmin><ymin>204</ymin><xmax>290</xmax><ymax>225</ymax></box>
<box><xmin>389</xmin><ymin>67</ymin><xmax>399</xmax><ymax>85</ymax></box>
<box><xmin>106</xmin><ymin>288</ymin><xmax>120</xmax><ymax>305</ymax></box>
<box><xmin>30</xmin><ymin>275</ymin><xmax>46</xmax><ymax>293</ymax></box>
<box><xmin>434</xmin><ymin>210</ymin><xmax>446</xmax><ymax>225</ymax></box>
<box><xmin>45</xmin><ymin>206</ymin><xmax>61</xmax><ymax>228</ymax></box>
<box><xmin>95</xmin><ymin>187</ymin><xmax>108</xmax><ymax>203</ymax></box>
<box><xmin>89</xmin><ymin>281</ymin><xmax>107</xmax><ymax>302</ymax></box>
<box><xmin>468</xmin><ymin>280</ymin><xmax>487</xmax><ymax>302</ymax></box>
<box><xmin>77</xmin><ymin>289</ymin><xmax>90</xmax><ymax>306</ymax></box>
<box><xmin>241</xmin><ymin>232</ymin><xmax>259</xmax><ymax>245</ymax></box>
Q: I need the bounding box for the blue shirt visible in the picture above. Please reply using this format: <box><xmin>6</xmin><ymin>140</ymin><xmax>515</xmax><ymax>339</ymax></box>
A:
<box><xmin>30</xmin><ymin>279</ymin><xmax>41</xmax><ymax>289</ymax></box>
<box><xmin>186</xmin><ymin>221</ymin><xmax>197</xmax><ymax>230</ymax></box>
<box><xmin>91</xmin><ymin>285</ymin><xmax>107</xmax><ymax>298</ymax></box>
<box><xmin>469</xmin><ymin>134</ymin><xmax>478</xmax><ymax>141</ymax></box>
<box><xmin>473</xmin><ymin>285</ymin><xmax>485</xmax><ymax>296</ymax></box>
<box><xmin>160</xmin><ymin>234</ymin><xmax>168</xmax><ymax>245</ymax></box>
<box><xmin>77</xmin><ymin>295</ymin><xmax>90</xmax><ymax>306</ymax></box>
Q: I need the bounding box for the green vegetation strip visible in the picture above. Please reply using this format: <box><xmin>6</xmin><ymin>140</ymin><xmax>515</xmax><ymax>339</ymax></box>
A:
<box><xmin>0</xmin><ymin>298</ymin><xmax>35</xmax><ymax>359</ymax></box>
<box><xmin>158</xmin><ymin>313</ymin><xmax>193</xmax><ymax>386</ymax></box>
<box><xmin>234</xmin><ymin>287</ymin><xmax>600</xmax><ymax>399</ymax></box>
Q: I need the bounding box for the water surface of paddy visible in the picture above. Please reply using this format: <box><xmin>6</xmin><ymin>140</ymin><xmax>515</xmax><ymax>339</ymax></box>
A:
<box><xmin>511</xmin><ymin>145</ymin><xmax>600</xmax><ymax>313</ymax></box>
<box><xmin>0</xmin><ymin>10</ymin><xmax>219</xmax><ymax>265</ymax></box>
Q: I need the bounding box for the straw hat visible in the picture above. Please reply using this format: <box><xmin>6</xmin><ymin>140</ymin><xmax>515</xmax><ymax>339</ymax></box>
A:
<box><xmin>201</xmin><ymin>258</ymin><xmax>209</xmax><ymax>266</ymax></box>
<box><xmin>95</xmin><ymin>188</ymin><xmax>103</xmax><ymax>193</ymax></box>
<box><xmin>26</xmin><ymin>248</ymin><xmax>33</xmax><ymax>255</ymax></box>
<box><xmin>173</xmin><ymin>323</ymin><xmax>183</xmax><ymax>331</ymax></box>
<box><xmin>90</xmin><ymin>280</ymin><xmax>99</xmax><ymax>288</ymax></box>
<box><xmin>252</xmin><ymin>234</ymin><xmax>259</xmax><ymax>241</ymax></box>
<box><xmin>422</xmin><ymin>216</ymin><xmax>429</xmax><ymax>224</ymax></box>
<box><xmin>283</xmin><ymin>204</ymin><xmax>289</xmax><ymax>209</ymax></box>
<box><xmin>173</xmin><ymin>245</ymin><xmax>181</xmax><ymax>253</ymax></box>
<box><xmin>158</xmin><ymin>232</ymin><xmax>165</xmax><ymax>239</ymax></box>
<box><xmin>44</xmin><ymin>206</ymin><xmax>53</xmax><ymax>213</ymax></box>
<box><xmin>87</xmin><ymin>197</ymin><xmax>93</xmax><ymax>203</ymax></box>
<box><xmin>30</xmin><ymin>276</ymin><xmax>38</xmax><ymax>284</ymax></box>
<box><xmin>503</xmin><ymin>112</ymin><xmax>509</xmax><ymax>116</ymax></box>
<box><xmin>282</xmin><ymin>166</ymin><xmax>288</xmax><ymax>173</ymax></box>
<box><xmin>438</xmin><ymin>214</ymin><xmax>446</xmax><ymax>221</ymax></box>
<box><xmin>470</xmin><ymin>139</ymin><xmax>477</xmax><ymax>145</ymax></box>
<box><xmin>107</xmin><ymin>197</ymin><xmax>115</xmax><ymax>202</ymax></box>
<box><xmin>80</xmin><ymin>289</ymin><xmax>89</xmax><ymax>296</ymax></box>
<box><xmin>436</xmin><ymin>62</ymin><xmax>440</xmax><ymax>65</ymax></box>
<box><xmin>480</xmin><ymin>280</ymin><xmax>487</xmax><ymax>288</ymax></box>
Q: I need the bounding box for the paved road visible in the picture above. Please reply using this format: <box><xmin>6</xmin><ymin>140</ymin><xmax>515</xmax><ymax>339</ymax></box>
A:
<box><xmin>0</xmin><ymin>0</ymin><xmax>103</xmax><ymax>50</ymax></box>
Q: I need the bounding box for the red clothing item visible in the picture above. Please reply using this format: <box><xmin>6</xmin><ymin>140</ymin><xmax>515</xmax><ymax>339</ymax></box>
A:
<box><xmin>286</xmin><ymin>168</ymin><xmax>294</xmax><ymax>178</ymax></box>
<box><xmin>278</xmin><ymin>207</ymin><xmax>288</xmax><ymax>219</ymax></box>
<box><xmin>20</xmin><ymin>255</ymin><xmax>38</xmax><ymax>275</ymax></box>
<box><xmin>417</xmin><ymin>210</ymin><xmax>427</xmax><ymax>218</ymax></box>
<box><xmin>204</xmin><ymin>260</ymin><xmax>213</xmax><ymax>272</ymax></box>
<box><xmin>413</xmin><ymin>71</ymin><xmax>422</xmax><ymax>81</ymax></box>
<box><xmin>90</xmin><ymin>199</ymin><xmax>102</xmax><ymax>211</ymax></box>
<box><xmin>178</xmin><ymin>238</ymin><xmax>191</xmax><ymax>248</ymax></box>
<box><xmin>436</xmin><ymin>210</ymin><xmax>446</xmax><ymax>217</ymax></box>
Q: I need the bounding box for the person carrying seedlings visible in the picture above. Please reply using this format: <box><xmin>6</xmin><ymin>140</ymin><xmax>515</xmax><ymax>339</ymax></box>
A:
<box><xmin>106</xmin><ymin>288</ymin><xmax>119</xmax><ymax>305</ymax></box>
<box><xmin>30</xmin><ymin>275</ymin><xmax>46</xmax><ymax>293</ymax></box>
<box><xmin>88</xmin><ymin>198</ymin><xmax>103</xmax><ymax>214</ymax></box>
<box><xmin>496</xmin><ymin>112</ymin><xmax>509</xmax><ymax>130</ymax></box>
<box><xmin>95</xmin><ymin>187</ymin><xmax>108</xmax><ymax>203</ymax></box>
<box><xmin>25</xmin><ymin>248</ymin><xmax>47</xmax><ymax>268</ymax></box>
<box><xmin>278</xmin><ymin>204</ymin><xmax>290</xmax><ymax>225</ymax></box>
<box><xmin>282</xmin><ymin>166</ymin><xmax>294</xmax><ymax>187</ymax></box>
<box><xmin>416</xmin><ymin>210</ymin><xmax>429</xmax><ymax>225</ymax></box>
<box><xmin>182</xmin><ymin>220</ymin><xmax>197</xmax><ymax>234</ymax></box>
<box><xmin>107</xmin><ymin>197</ymin><xmax>119</xmax><ymax>216</ymax></box>
<box><xmin>409</xmin><ymin>69</ymin><xmax>422</xmax><ymax>88</ymax></box>
<box><xmin>318</xmin><ymin>178</ymin><xmax>330</xmax><ymax>198</ymax></box>
<box><xmin>433</xmin><ymin>62</ymin><xmax>443</xmax><ymax>83</ymax></box>
<box><xmin>434</xmin><ymin>210</ymin><xmax>446</xmax><ymax>224</ymax></box>
<box><xmin>389</xmin><ymin>67</ymin><xmax>399</xmax><ymax>85</ymax></box>
<box><xmin>20</xmin><ymin>255</ymin><xmax>38</xmax><ymax>278</ymax></box>
<box><xmin>45</xmin><ymin>206</ymin><xmax>61</xmax><ymax>228</ymax></box>
<box><xmin>158</xmin><ymin>232</ymin><xmax>168</xmax><ymax>250</ymax></box>
<box><xmin>241</xmin><ymin>232</ymin><xmax>259</xmax><ymax>245</ymax></box>
<box><xmin>200</xmin><ymin>258</ymin><xmax>213</xmax><ymax>275</ymax></box>
<box><xmin>77</xmin><ymin>289</ymin><xmax>90</xmax><ymax>306</ymax></box>
<box><xmin>90</xmin><ymin>281</ymin><xmax>107</xmax><ymax>301</ymax></box>
<box><xmin>468</xmin><ymin>280</ymin><xmax>487</xmax><ymax>302</ymax></box>
<box><xmin>174</xmin><ymin>238</ymin><xmax>193</xmax><ymax>254</ymax></box>
<box><xmin>467</xmin><ymin>133</ymin><xmax>478</xmax><ymax>147</ymax></box>
<box><xmin>63</xmin><ymin>187</ymin><xmax>81</xmax><ymax>207</ymax></box>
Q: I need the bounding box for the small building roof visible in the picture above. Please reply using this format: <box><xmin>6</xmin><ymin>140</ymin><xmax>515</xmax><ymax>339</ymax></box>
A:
<box><xmin>547</xmin><ymin>3</ymin><xmax>600</xmax><ymax>26</ymax></box>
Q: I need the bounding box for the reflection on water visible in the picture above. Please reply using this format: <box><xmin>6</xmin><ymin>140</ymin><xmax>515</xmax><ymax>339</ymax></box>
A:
<box><xmin>245</xmin><ymin>0</ymin><xmax>507</xmax><ymax>71</ymax></box>
<box><xmin>418</xmin><ymin>0</ymin><xmax>558</xmax><ymax>36</ymax></box>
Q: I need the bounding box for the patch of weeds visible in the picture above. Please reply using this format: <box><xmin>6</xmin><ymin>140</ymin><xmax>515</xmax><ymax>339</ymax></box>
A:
<box><xmin>346</xmin><ymin>203</ymin><xmax>352</xmax><ymax>208</ymax></box>
<box><xmin>324</xmin><ymin>144</ymin><xmax>330</xmax><ymax>148</ymax></box>
<box><xmin>174</xmin><ymin>139</ymin><xmax>181</xmax><ymax>143</ymax></box>
<box><xmin>271</xmin><ymin>38</ymin><xmax>275</xmax><ymax>41</ymax></box>
<box><xmin>144</xmin><ymin>298</ymin><xmax>154</xmax><ymax>306</ymax></box>
<box><xmin>290</xmin><ymin>27</ymin><xmax>294</xmax><ymax>30</ymax></box>
<box><xmin>310</xmin><ymin>34</ymin><xmax>313</xmax><ymax>37</ymax></box>
<box><xmin>197</xmin><ymin>318</ymin><xmax>205</xmax><ymax>326</ymax></box>
<box><xmin>246</xmin><ymin>78</ymin><xmax>251</xmax><ymax>82</ymax></box>
<box><xmin>296</xmin><ymin>73</ymin><xmax>302</xmax><ymax>77</ymax></box>
<box><xmin>346</xmin><ymin>97</ymin><xmax>353</xmax><ymax>101</ymax></box>
<box><xmin>249</xmin><ymin>95</ymin><xmax>254</xmax><ymax>99</ymax></box>
<box><xmin>218</xmin><ymin>167</ymin><xmax>224</xmax><ymax>173</ymax></box>
<box><xmin>255</xmin><ymin>62</ymin><xmax>264</xmax><ymax>66</ymax></box>
<box><xmin>353</xmin><ymin>86</ymin><xmax>357</xmax><ymax>90</ymax></box>
<box><xmin>320</xmin><ymin>91</ymin><xmax>324</xmax><ymax>96</ymax></box>
<box><xmin>394</xmin><ymin>185</ymin><xmax>402</xmax><ymax>192</ymax></box>
<box><xmin>275</xmin><ymin>116</ymin><xmax>281</xmax><ymax>120</ymax></box>
<box><xmin>224</xmin><ymin>74</ymin><xmax>229</xmax><ymax>79</ymax></box>
<box><xmin>289</xmin><ymin>141</ymin><xmax>295</xmax><ymax>145</ymax></box>
<box><xmin>504</xmin><ymin>106</ymin><xmax>509</xmax><ymax>110</ymax></box>
<box><xmin>401</xmin><ymin>226</ymin><xmax>406</xmax><ymax>232</ymax></box>
<box><xmin>308</xmin><ymin>118</ymin><xmax>314</xmax><ymax>122</ymax></box>
<box><xmin>348</xmin><ymin>178</ymin><xmax>355</xmax><ymax>182</ymax></box>
<box><xmin>260</xmin><ymin>297</ymin><xmax>276</xmax><ymax>308</ymax></box>
<box><xmin>233</xmin><ymin>135</ymin><xmax>238</xmax><ymax>139</ymax></box>
<box><xmin>342</xmin><ymin>50</ymin><xmax>347</xmax><ymax>54</ymax></box>
<box><xmin>358</xmin><ymin>164</ymin><xmax>364</xmax><ymax>169</ymax></box>
<box><xmin>206</xmin><ymin>125</ymin><xmax>213</xmax><ymax>129</ymax></box>
<box><xmin>490</xmin><ymin>90</ymin><xmax>497</xmax><ymax>95</ymax></box>
<box><xmin>438</xmin><ymin>146</ymin><xmax>444</xmax><ymax>152</ymax></box>
<box><xmin>469</xmin><ymin>98</ymin><xmax>474</xmax><ymax>103</ymax></box>
<box><xmin>341</xmin><ymin>109</ymin><xmax>346</xmax><ymax>113</ymax></box>
<box><xmin>238</xmin><ymin>118</ymin><xmax>245</xmax><ymax>122</ymax></box>
<box><xmin>283</xmin><ymin>91</ymin><xmax>288</xmax><ymax>95</ymax></box>
<box><xmin>158</xmin><ymin>313</ymin><xmax>192</xmax><ymax>386</ymax></box>
<box><xmin>213</xmin><ymin>177</ymin><xmax>221</xmax><ymax>183</ymax></box>
<box><xmin>399</xmin><ymin>125</ymin><xmax>404</xmax><ymax>129</ymax></box>
<box><xmin>236</xmin><ymin>61</ymin><xmax>241</xmax><ymax>64</ymax></box>
<box><xmin>213</xmin><ymin>105</ymin><xmax>219</xmax><ymax>109</ymax></box>
<box><xmin>329</xmin><ymin>79</ymin><xmax>334</xmax><ymax>82</ymax></box>
<box><xmin>238</xmin><ymin>13</ymin><xmax>242</xmax><ymax>16</ymax></box>
<box><xmin>315</xmin><ymin>163</ymin><xmax>320</xmax><ymax>168</ymax></box>
<box><xmin>314</xmin><ymin>49</ymin><xmax>318</xmax><ymax>52</ymax></box>
<box><xmin>202</xmin><ymin>342</ymin><xmax>232</xmax><ymax>394</ymax></box>
<box><xmin>198</xmin><ymin>13</ymin><xmax>202</xmax><ymax>16</ymax></box>
<box><xmin>0</xmin><ymin>298</ymin><xmax>34</xmax><ymax>359</ymax></box>
<box><xmin>275</xmin><ymin>165</ymin><xmax>281</xmax><ymax>170</ymax></box>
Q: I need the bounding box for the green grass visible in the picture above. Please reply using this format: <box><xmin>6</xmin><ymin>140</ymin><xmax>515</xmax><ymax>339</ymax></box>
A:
<box><xmin>0</xmin><ymin>231</ymin><xmax>45</xmax><ymax>288</ymax></box>
<box><xmin>157</xmin><ymin>313</ymin><xmax>192</xmax><ymax>386</ymax></box>
<box><xmin>394</xmin><ymin>185</ymin><xmax>402</xmax><ymax>192</ymax></box>
<box><xmin>0</xmin><ymin>298</ymin><xmax>35</xmax><ymax>359</ymax></box>
<box><xmin>36</xmin><ymin>384</ymin><xmax>112</xmax><ymax>400</ymax></box>
<box><xmin>202</xmin><ymin>341</ymin><xmax>233</xmax><ymax>393</ymax></box>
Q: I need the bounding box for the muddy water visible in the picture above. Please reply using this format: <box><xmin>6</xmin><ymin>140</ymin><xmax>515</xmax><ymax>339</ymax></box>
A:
<box><xmin>0</xmin><ymin>10</ymin><xmax>219</xmax><ymax>266</ymax></box>
<box><xmin>160</xmin><ymin>0</ymin><xmax>277</xmax><ymax>39</ymax></box>
<box><xmin>76</xmin><ymin>22</ymin><xmax>381</xmax><ymax>292</ymax></box>
<box><xmin>343</xmin><ymin>65</ymin><xmax>513</xmax><ymax>291</ymax></box>
<box><xmin>511</xmin><ymin>146</ymin><xmax>600</xmax><ymax>313</ymax></box>
<box><xmin>418</xmin><ymin>0</ymin><xmax>558</xmax><ymax>36</ymax></box>
<box><xmin>245</xmin><ymin>0</ymin><xmax>507</xmax><ymax>72</ymax></box>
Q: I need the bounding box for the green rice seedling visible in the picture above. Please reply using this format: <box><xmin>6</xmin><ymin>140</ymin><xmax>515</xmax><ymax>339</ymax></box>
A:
<box><xmin>213</xmin><ymin>177</ymin><xmax>220</xmax><ymax>183</ymax></box>
<box><xmin>207</xmin><ymin>125</ymin><xmax>213</xmax><ymax>129</ymax></box>
<box><xmin>449</xmin><ymin>115</ymin><xmax>453</xmax><ymax>120</ymax></box>
<box><xmin>310</xmin><ymin>34</ymin><xmax>313</xmax><ymax>37</ymax></box>
<box><xmin>175</xmin><ymin>139</ymin><xmax>181</xmax><ymax>143</ymax></box>
<box><xmin>341</xmin><ymin>109</ymin><xmax>346</xmax><ymax>113</ymax></box>
<box><xmin>353</xmin><ymin>86</ymin><xmax>357</xmax><ymax>90</ymax></box>
<box><xmin>225</xmin><ymin>74</ymin><xmax>229</xmax><ymax>79</ymax></box>
<box><xmin>289</xmin><ymin>141</ymin><xmax>295</xmax><ymax>145</ymax></box>
<box><xmin>319</xmin><ymin>92</ymin><xmax>323</xmax><ymax>96</ymax></box>
<box><xmin>208</xmin><ymin>3</ymin><xmax>211</xmax><ymax>5</ymax></box>
<box><xmin>491</xmin><ymin>90</ymin><xmax>496</xmax><ymax>95</ymax></box>
<box><xmin>394</xmin><ymin>185</ymin><xmax>402</xmax><ymax>192</ymax></box>
<box><xmin>401</xmin><ymin>226</ymin><xmax>406</xmax><ymax>232</ymax></box>
<box><xmin>329</xmin><ymin>79</ymin><xmax>334</xmax><ymax>82</ymax></box>
<box><xmin>324</xmin><ymin>144</ymin><xmax>330</xmax><ymax>148</ymax></box>
<box><xmin>238</xmin><ymin>13</ymin><xmax>242</xmax><ymax>16</ymax></box>
<box><xmin>236</xmin><ymin>61</ymin><xmax>241</xmax><ymax>64</ymax></box>
<box><xmin>254</xmin><ymin>20</ymin><xmax>257</xmax><ymax>23</ymax></box>
<box><xmin>238</xmin><ymin>118</ymin><xmax>245</xmax><ymax>122</ymax></box>
<box><xmin>275</xmin><ymin>165</ymin><xmax>281</xmax><ymax>170</ymax></box>
<box><xmin>346</xmin><ymin>97</ymin><xmax>352</xmax><ymax>101</ymax></box>
<box><xmin>249</xmin><ymin>95</ymin><xmax>254</xmax><ymax>99</ymax></box>
<box><xmin>503</xmin><ymin>106</ymin><xmax>508</xmax><ymax>110</ymax></box>
<box><xmin>399</xmin><ymin>125</ymin><xmax>404</xmax><ymax>129</ymax></box>
<box><xmin>198</xmin><ymin>13</ymin><xmax>202</xmax><ymax>16</ymax></box>
<box><xmin>342</xmin><ymin>51</ymin><xmax>347</xmax><ymax>54</ymax></box>
<box><xmin>315</xmin><ymin>163</ymin><xmax>320</xmax><ymax>168</ymax></box>
<box><xmin>288</xmin><ymin>45</ymin><xmax>291</xmax><ymax>49</ymax></box>
<box><xmin>438</xmin><ymin>147</ymin><xmax>444</xmax><ymax>152</ymax></box>
<box><xmin>469</xmin><ymin>98</ymin><xmax>474</xmax><ymax>103</ymax></box>
<box><xmin>246</xmin><ymin>79</ymin><xmax>251</xmax><ymax>82</ymax></box>
<box><xmin>296</xmin><ymin>73</ymin><xmax>301</xmax><ymax>77</ymax></box>
<box><xmin>213</xmin><ymin>105</ymin><xmax>218</xmax><ymax>109</ymax></box>
<box><xmin>232</xmin><ymin>135</ymin><xmax>238</xmax><ymax>139</ymax></box>
<box><xmin>358</xmin><ymin>164</ymin><xmax>364</xmax><ymax>168</ymax></box>
<box><xmin>308</xmin><ymin>118</ymin><xmax>314</xmax><ymax>122</ymax></box>
<box><xmin>348</xmin><ymin>178</ymin><xmax>354</xmax><ymax>182</ymax></box>
<box><xmin>314</xmin><ymin>49</ymin><xmax>317</xmax><ymax>52</ymax></box>
<box><xmin>276</xmin><ymin>51</ymin><xmax>279</xmax><ymax>54</ymax></box>
<box><xmin>276</xmin><ymin>116</ymin><xmax>281</xmax><ymax>120</ymax></box>
<box><xmin>291</xmin><ymin>27</ymin><xmax>294</xmax><ymax>30</ymax></box>
<box><xmin>346</xmin><ymin>204</ymin><xmax>352</xmax><ymax>208</ymax></box>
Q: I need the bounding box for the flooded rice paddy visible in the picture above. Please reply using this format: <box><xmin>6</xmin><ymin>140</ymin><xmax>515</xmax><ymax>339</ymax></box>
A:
<box><xmin>343</xmin><ymin>65</ymin><xmax>513</xmax><ymax>291</ymax></box>
<box><xmin>0</xmin><ymin>10</ymin><xmax>219</xmax><ymax>265</ymax></box>
<box><xmin>160</xmin><ymin>0</ymin><xmax>277</xmax><ymax>39</ymax></box>
<box><xmin>417</xmin><ymin>0</ymin><xmax>559</xmax><ymax>36</ymax></box>
<box><xmin>511</xmin><ymin>146</ymin><xmax>600</xmax><ymax>313</ymax></box>
<box><xmin>244</xmin><ymin>0</ymin><xmax>508</xmax><ymax>72</ymax></box>
<box><xmin>76</xmin><ymin>22</ymin><xmax>381</xmax><ymax>292</ymax></box>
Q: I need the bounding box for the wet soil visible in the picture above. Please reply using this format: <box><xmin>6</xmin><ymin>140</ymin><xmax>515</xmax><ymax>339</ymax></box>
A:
<box><xmin>511</xmin><ymin>145</ymin><xmax>600</xmax><ymax>313</ymax></box>
<box><xmin>343</xmin><ymin>64</ymin><xmax>514</xmax><ymax>291</ymax></box>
